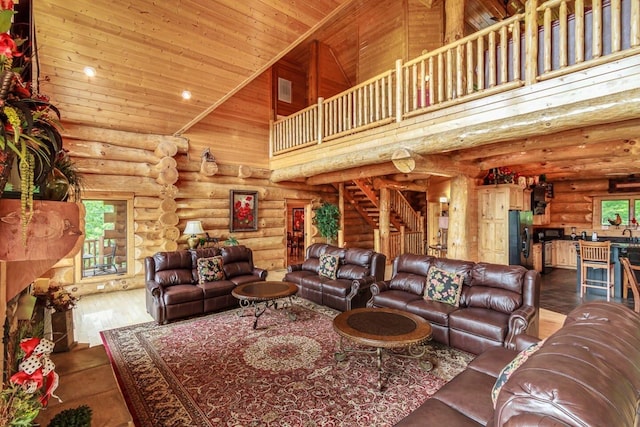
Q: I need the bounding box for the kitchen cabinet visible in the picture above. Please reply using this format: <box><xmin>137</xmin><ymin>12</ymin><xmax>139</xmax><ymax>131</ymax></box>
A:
<box><xmin>553</xmin><ymin>240</ymin><xmax>577</xmax><ymax>269</ymax></box>
<box><xmin>478</xmin><ymin>184</ymin><xmax>524</xmax><ymax>264</ymax></box>
<box><xmin>532</xmin><ymin>243</ymin><xmax>543</xmax><ymax>273</ymax></box>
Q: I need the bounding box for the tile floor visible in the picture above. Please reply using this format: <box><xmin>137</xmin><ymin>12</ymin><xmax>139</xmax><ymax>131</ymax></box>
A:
<box><xmin>539</xmin><ymin>267</ymin><xmax>634</xmax><ymax>314</ymax></box>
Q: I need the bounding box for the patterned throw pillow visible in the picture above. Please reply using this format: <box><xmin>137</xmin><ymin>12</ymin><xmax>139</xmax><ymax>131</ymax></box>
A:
<box><xmin>491</xmin><ymin>339</ymin><xmax>545</xmax><ymax>407</ymax></box>
<box><xmin>318</xmin><ymin>254</ymin><xmax>339</xmax><ymax>280</ymax></box>
<box><xmin>423</xmin><ymin>266</ymin><xmax>463</xmax><ymax>306</ymax></box>
<box><xmin>197</xmin><ymin>256</ymin><xmax>225</xmax><ymax>284</ymax></box>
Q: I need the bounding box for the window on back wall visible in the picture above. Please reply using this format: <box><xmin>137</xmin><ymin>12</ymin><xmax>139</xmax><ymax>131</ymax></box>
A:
<box><xmin>75</xmin><ymin>193</ymin><xmax>134</xmax><ymax>281</ymax></box>
<box><xmin>593</xmin><ymin>195</ymin><xmax>640</xmax><ymax>228</ymax></box>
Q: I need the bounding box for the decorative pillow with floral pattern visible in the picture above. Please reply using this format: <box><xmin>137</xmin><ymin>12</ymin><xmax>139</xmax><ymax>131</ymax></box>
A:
<box><xmin>318</xmin><ymin>254</ymin><xmax>340</xmax><ymax>280</ymax></box>
<box><xmin>197</xmin><ymin>256</ymin><xmax>225</xmax><ymax>283</ymax></box>
<box><xmin>423</xmin><ymin>266</ymin><xmax>463</xmax><ymax>306</ymax></box>
<box><xmin>491</xmin><ymin>339</ymin><xmax>545</xmax><ymax>407</ymax></box>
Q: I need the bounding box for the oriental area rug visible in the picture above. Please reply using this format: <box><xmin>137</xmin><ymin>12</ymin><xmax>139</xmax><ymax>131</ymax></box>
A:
<box><xmin>100</xmin><ymin>299</ymin><xmax>473</xmax><ymax>426</ymax></box>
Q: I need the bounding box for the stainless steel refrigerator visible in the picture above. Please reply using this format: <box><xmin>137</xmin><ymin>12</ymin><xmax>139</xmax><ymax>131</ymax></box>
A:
<box><xmin>508</xmin><ymin>210</ymin><xmax>533</xmax><ymax>268</ymax></box>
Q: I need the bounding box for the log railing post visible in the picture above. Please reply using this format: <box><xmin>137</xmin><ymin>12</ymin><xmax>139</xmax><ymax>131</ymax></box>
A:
<box><xmin>632</xmin><ymin>0</ymin><xmax>640</xmax><ymax>47</ymax></box>
<box><xmin>525</xmin><ymin>0</ymin><xmax>539</xmax><ymax>85</ymax></box>
<box><xmin>317</xmin><ymin>97</ymin><xmax>324</xmax><ymax>145</ymax></box>
<box><xmin>395</xmin><ymin>59</ymin><xmax>403</xmax><ymax>123</ymax></box>
<box><xmin>269</xmin><ymin>119</ymin><xmax>274</xmax><ymax>158</ymax></box>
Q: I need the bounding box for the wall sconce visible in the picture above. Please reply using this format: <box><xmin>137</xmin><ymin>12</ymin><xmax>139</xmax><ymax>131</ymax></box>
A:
<box><xmin>184</xmin><ymin>220</ymin><xmax>204</xmax><ymax>249</ymax></box>
<box><xmin>439</xmin><ymin>196</ymin><xmax>448</xmax><ymax>203</ymax></box>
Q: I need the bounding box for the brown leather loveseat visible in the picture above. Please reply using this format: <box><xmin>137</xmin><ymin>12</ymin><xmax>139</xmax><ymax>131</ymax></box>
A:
<box><xmin>284</xmin><ymin>243</ymin><xmax>386</xmax><ymax>311</ymax></box>
<box><xmin>395</xmin><ymin>301</ymin><xmax>640</xmax><ymax>426</ymax></box>
<box><xmin>369</xmin><ymin>254</ymin><xmax>540</xmax><ymax>355</ymax></box>
<box><xmin>145</xmin><ymin>245</ymin><xmax>267</xmax><ymax>324</ymax></box>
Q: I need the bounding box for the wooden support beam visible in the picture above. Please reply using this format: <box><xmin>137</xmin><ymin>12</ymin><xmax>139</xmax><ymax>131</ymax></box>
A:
<box><xmin>391</xmin><ymin>148</ymin><xmax>481</xmax><ymax>177</ymax></box>
<box><xmin>372</xmin><ymin>178</ymin><xmax>428</xmax><ymax>192</ymax></box>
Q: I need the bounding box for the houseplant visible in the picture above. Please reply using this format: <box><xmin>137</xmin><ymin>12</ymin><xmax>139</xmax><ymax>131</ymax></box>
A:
<box><xmin>0</xmin><ymin>0</ymin><xmax>64</xmax><ymax>238</ymax></box>
<box><xmin>47</xmin><ymin>405</ymin><xmax>92</xmax><ymax>427</ymax></box>
<box><xmin>313</xmin><ymin>202</ymin><xmax>340</xmax><ymax>244</ymax></box>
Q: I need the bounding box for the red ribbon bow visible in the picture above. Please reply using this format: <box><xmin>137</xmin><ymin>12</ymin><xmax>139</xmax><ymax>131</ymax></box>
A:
<box><xmin>9</xmin><ymin>337</ymin><xmax>60</xmax><ymax>406</ymax></box>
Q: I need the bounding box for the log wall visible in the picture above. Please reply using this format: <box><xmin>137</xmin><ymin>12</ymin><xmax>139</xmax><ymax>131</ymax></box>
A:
<box><xmin>48</xmin><ymin>74</ymin><xmax>339</xmax><ymax>296</ymax></box>
<box><xmin>547</xmin><ymin>178</ymin><xmax>638</xmax><ymax>239</ymax></box>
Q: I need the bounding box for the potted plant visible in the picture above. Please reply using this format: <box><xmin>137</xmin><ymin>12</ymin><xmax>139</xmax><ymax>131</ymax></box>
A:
<box><xmin>224</xmin><ymin>234</ymin><xmax>239</xmax><ymax>246</ymax></box>
<box><xmin>39</xmin><ymin>284</ymin><xmax>79</xmax><ymax>352</ymax></box>
<box><xmin>0</xmin><ymin>1</ymin><xmax>64</xmax><ymax>239</ymax></box>
<box><xmin>313</xmin><ymin>202</ymin><xmax>340</xmax><ymax>244</ymax></box>
<box><xmin>47</xmin><ymin>405</ymin><xmax>92</xmax><ymax>427</ymax></box>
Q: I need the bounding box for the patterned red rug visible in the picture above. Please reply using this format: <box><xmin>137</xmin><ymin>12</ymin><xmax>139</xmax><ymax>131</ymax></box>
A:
<box><xmin>101</xmin><ymin>299</ymin><xmax>473</xmax><ymax>426</ymax></box>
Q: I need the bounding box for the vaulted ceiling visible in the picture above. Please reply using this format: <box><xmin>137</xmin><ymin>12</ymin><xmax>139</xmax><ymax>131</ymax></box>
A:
<box><xmin>33</xmin><ymin>0</ymin><xmax>521</xmax><ymax>136</ymax></box>
<box><xmin>32</xmin><ymin>0</ymin><xmax>638</xmax><ymax>182</ymax></box>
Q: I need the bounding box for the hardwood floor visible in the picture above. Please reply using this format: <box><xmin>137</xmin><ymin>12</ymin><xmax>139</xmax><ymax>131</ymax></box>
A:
<box><xmin>73</xmin><ymin>287</ymin><xmax>153</xmax><ymax>347</ymax></box>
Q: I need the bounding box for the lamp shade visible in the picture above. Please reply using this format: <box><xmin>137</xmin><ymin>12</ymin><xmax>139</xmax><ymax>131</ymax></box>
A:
<box><xmin>184</xmin><ymin>220</ymin><xmax>204</xmax><ymax>236</ymax></box>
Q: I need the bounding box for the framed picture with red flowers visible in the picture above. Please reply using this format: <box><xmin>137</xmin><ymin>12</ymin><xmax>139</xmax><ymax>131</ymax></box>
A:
<box><xmin>230</xmin><ymin>190</ymin><xmax>258</xmax><ymax>232</ymax></box>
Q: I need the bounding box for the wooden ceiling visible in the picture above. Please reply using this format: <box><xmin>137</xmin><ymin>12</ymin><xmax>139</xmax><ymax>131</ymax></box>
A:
<box><xmin>33</xmin><ymin>0</ymin><xmax>638</xmax><ymax>182</ymax></box>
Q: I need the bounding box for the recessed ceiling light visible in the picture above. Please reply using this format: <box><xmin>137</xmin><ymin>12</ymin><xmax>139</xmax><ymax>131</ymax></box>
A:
<box><xmin>181</xmin><ymin>90</ymin><xmax>192</xmax><ymax>100</ymax></box>
<box><xmin>83</xmin><ymin>66</ymin><xmax>96</xmax><ymax>77</ymax></box>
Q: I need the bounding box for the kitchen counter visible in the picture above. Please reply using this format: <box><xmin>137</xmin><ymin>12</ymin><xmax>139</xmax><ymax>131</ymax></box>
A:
<box><xmin>571</xmin><ymin>238</ymin><xmax>640</xmax><ymax>298</ymax></box>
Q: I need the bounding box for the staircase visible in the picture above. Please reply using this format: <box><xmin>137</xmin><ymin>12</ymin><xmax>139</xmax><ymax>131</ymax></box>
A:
<box><xmin>343</xmin><ymin>179</ymin><xmax>424</xmax><ymax>256</ymax></box>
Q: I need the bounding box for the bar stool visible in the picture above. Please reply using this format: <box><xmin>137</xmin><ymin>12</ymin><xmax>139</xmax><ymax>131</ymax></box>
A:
<box><xmin>578</xmin><ymin>240</ymin><xmax>614</xmax><ymax>301</ymax></box>
<box><xmin>620</xmin><ymin>256</ymin><xmax>640</xmax><ymax>312</ymax></box>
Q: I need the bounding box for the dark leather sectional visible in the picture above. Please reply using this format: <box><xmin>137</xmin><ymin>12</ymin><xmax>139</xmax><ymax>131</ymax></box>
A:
<box><xmin>144</xmin><ymin>245</ymin><xmax>267</xmax><ymax>324</ymax></box>
<box><xmin>396</xmin><ymin>301</ymin><xmax>640</xmax><ymax>426</ymax></box>
<box><xmin>369</xmin><ymin>253</ymin><xmax>540</xmax><ymax>355</ymax></box>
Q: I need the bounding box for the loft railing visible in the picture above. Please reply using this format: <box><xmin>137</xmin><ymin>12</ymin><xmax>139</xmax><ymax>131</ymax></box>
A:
<box><xmin>270</xmin><ymin>0</ymin><xmax>640</xmax><ymax>156</ymax></box>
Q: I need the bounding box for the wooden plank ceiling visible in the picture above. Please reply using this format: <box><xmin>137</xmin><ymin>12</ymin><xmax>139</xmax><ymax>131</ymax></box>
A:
<box><xmin>33</xmin><ymin>0</ymin><xmax>637</xmax><ymax>182</ymax></box>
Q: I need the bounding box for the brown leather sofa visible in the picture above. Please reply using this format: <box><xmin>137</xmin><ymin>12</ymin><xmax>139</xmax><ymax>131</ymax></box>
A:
<box><xmin>369</xmin><ymin>254</ymin><xmax>540</xmax><ymax>355</ymax></box>
<box><xmin>284</xmin><ymin>243</ymin><xmax>386</xmax><ymax>311</ymax></box>
<box><xmin>395</xmin><ymin>301</ymin><xmax>640</xmax><ymax>426</ymax></box>
<box><xmin>145</xmin><ymin>245</ymin><xmax>267</xmax><ymax>324</ymax></box>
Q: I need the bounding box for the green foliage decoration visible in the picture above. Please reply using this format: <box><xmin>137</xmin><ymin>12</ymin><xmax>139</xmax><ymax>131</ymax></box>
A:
<box><xmin>0</xmin><ymin>384</ymin><xmax>41</xmax><ymax>427</ymax></box>
<box><xmin>313</xmin><ymin>202</ymin><xmax>340</xmax><ymax>241</ymax></box>
<box><xmin>47</xmin><ymin>405</ymin><xmax>92</xmax><ymax>427</ymax></box>
<box><xmin>224</xmin><ymin>235</ymin><xmax>239</xmax><ymax>246</ymax></box>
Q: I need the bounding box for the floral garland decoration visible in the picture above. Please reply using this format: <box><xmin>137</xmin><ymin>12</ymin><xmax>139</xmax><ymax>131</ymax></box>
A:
<box><xmin>0</xmin><ymin>0</ymin><xmax>64</xmax><ymax>243</ymax></box>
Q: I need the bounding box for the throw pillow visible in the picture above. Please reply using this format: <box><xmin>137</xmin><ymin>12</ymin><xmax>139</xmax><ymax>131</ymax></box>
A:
<box><xmin>318</xmin><ymin>254</ymin><xmax>340</xmax><ymax>280</ymax></box>
<box><xmin>423</xmin><ymin>266</ymin><xmax>463</xmax><ymax>306</ymax></box>
<box><xmin>197</xmin><ymin>256</ymin><xmax>225</xmax><ymax>284</ymax></box>
<box><xmin>491</xmin><ymin>339</ymin><xmax>545</xmax><ymax>407</ymax></box>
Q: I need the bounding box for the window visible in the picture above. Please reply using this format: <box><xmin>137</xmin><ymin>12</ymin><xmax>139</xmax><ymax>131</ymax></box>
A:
<box><xmin>76</xmin><ymin>193</ymin><xmax>134</xmax><ymax>281</ymax></box>
<box><xmin>593</xmin><ymin>194</ymin><xmax>640</xmax><ymax>228</ymax></box>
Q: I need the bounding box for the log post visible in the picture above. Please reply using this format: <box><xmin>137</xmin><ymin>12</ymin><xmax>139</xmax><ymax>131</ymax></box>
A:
<box><xmin>448</xmin><ymin>175</ymin><xmax>475</xmax><ymax>261</ymax></box>
<box><xmin>338</xmin><ymin>183</ymin><xmax>345</xmax><ymax>247</ymax></box>
<box><xmin>379</xmin><ymin>187</ymin><xmax>391</xmax><ymax>259</ymax></box>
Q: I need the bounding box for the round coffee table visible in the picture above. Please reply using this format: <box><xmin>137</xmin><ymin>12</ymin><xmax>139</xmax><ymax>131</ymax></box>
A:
<box><xmin>232</xmin><ymin>281</ymin><xmax>298</xmax><ymax>329</ymax></box>
<box><xmin>332</xmin><ymin>307</ymin><xmax>433</xmax><ymax>390</ymax></box>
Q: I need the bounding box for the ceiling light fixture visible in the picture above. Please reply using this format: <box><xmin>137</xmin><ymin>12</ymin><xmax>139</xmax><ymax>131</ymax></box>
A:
<box><xmin>181</xmin><ymin>90</ymin><xmax>192</xmax><ymax>100</ymax></box>
<box><xmin>83</xmin><ymin>66</ymin><xmax>96</xmax><ymax>77</ymax></box>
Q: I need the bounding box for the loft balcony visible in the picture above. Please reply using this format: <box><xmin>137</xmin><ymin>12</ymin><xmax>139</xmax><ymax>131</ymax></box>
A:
<box><xmin>269</xmin><ymin>0</ymin><xmax>640</xmax><ymax>182</ymax></box>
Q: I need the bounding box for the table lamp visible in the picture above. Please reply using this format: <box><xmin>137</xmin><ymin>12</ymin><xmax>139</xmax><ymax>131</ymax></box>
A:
<box><xmin>184</xmin><ymin>220</ymin><xmax>205</xmax><ymax>249</ymax></box>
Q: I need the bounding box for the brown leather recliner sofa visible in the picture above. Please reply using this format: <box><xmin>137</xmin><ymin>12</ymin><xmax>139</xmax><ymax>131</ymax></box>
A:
<box><xmin>396</xmin><ymin>301</ymin><xmax>640</xmax><ymax>426</ymax></box>
<box><xmin>145</xmin><ymin>245</ymin><xmax>267</xmax><ymax>324</ymax></box>
<box><xmin>369</xmin><ymin>254</ymin><xmax>540</xmax><ymax>355</ymax></box>
<box><xmin>284</xmin><ymin>243</ymin><xmax>386</xmax><ymax>311</ymax></box>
